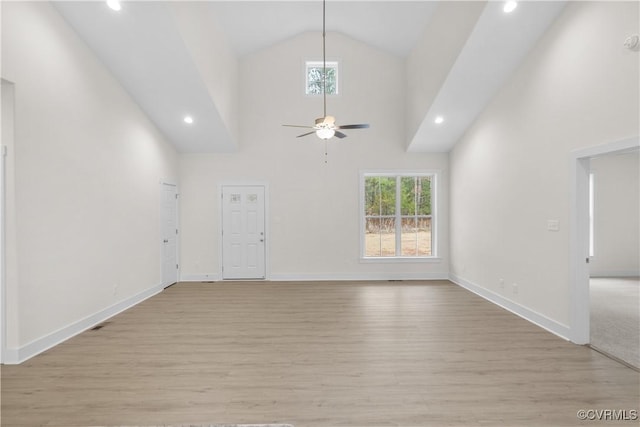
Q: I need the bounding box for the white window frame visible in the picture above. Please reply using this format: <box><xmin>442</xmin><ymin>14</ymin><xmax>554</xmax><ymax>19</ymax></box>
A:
<box><xmin>359</xmin><ymin>170</ymin><xmax>440</xmax><ymax>262</ymax></box>
<box><xmin>305</xmin><ymin>60</ymin><xmax>339</xmax><ymax>95</ymax></box>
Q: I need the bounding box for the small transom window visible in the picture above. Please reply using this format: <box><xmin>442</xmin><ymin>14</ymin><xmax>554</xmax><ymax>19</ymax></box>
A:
<box><xmin>306</xmin><ymin>61</ymin><xmax>338</xmax><ymax>95</ymax></box>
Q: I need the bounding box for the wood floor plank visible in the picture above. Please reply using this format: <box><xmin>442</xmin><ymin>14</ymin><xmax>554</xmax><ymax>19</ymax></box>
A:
<box><xmin>1</xmin><ymin>280</ymin><xmax>638</xmax><ymax>426</ymax></box>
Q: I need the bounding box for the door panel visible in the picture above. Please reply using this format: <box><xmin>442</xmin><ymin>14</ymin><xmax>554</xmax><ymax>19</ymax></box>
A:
<box><xmin>161</xmin><ymin>183</ymin><xmax>178</xmax><ymax>287</ymax></box>
<box><xmin>222</xmin><ymin>186</ymin><xmax>266</xmax><ymax>279</ymax></box>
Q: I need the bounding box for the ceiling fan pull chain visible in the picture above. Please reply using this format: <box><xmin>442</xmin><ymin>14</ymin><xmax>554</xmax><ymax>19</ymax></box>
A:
<box><xmin>325</xmin><ymin>140</ymin><xmax>328</xmax><ymax>164</ymax></box>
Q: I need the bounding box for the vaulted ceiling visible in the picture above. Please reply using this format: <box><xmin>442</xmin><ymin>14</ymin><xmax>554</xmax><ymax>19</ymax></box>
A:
<box><xmin>53</xmin><ymin>1</ymin><xmax>566</xmax><ymax>153</ymax></box>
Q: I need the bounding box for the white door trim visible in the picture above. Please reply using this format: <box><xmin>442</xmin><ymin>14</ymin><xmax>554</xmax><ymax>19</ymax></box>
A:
<box><xmin>569</xmin><ymin>136</ymin><xmax>639</xmax><ymax>344</ymax></box>
<box><xmin>1</xmin><ymin>79</ymin><xmax>16</xmax><ymax>364</ymax></box>
<box><xmin>0</xmin><ymin>116</ymin><xmax>5</xmax><ymax>365</ymax></box>
<box><xmin>218</xmin><ymin>181</ymin><xmax>270</xmax><ymax>280</ymax></box>
<box><xmin>0</xmin><ymin>143</ymin><xmax>5</xmax><ymax>364</ymax></box>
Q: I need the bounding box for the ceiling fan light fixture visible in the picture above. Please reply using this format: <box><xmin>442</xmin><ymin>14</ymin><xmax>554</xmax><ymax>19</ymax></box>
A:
<box><xmin>319</xmin><ymin>116</ymin><xmax>335</xmax><ymax>126</ymax></box>
<box><xmin>316</xmin><ymin>128</ymin><xmax>335</xmax><ymax>140</ymax></box>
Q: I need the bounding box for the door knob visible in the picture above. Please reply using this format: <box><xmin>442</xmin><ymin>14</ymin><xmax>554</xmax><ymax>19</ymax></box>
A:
<box><xmin>163</xmin><ymin>239</ymin><xmax>168</xmax><ymax>243</ymax></box>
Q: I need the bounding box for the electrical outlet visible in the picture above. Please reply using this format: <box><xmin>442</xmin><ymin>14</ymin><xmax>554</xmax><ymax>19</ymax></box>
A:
<box><xmin>499</xmin><ymin>279</ymin><xmax>505</xmax><ymax>290</ymax></box>
<box><xmin>512</xmin><ymin>283</ymin><xmax>519</xmax><ymax>295</ymax></box>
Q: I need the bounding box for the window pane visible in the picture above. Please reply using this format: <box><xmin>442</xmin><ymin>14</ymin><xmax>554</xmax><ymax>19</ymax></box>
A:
<box><xmin>364</xmin><ymin>176</ymin><xmax>396</xmax><ymax>216</ymax></box>
<box><xmin>365</xmin><ymin>217</ymin><xmax>396</xmax><ymax>257</ymax></box>
<box><xmin>362</xmin><ymin>172</ymin><xmax>435</xmax><ymax>259</ymax></box>
<box><xmin>400</xmin><ymin>216</ymin><xmax>432</xmax><ymax>256</ymax></box>
<box><xmin>306</xmin><ymin>64</ymin><xmax>337</xmax><ymax>95</ymax></box>
<box><xmin>401</xmin><ymin>176</ymin><xmax>431</xmax><ymax>216</ymax></box>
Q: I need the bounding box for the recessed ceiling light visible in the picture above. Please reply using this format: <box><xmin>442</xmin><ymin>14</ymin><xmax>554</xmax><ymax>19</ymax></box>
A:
<box><xmin>434</xmin><ymin>116</ymin><xmax>444</xmax><ymax>125</ymax></box>
<box><xmin>504</xmin><ymin>1</ymin><xmax>518</xmax><ymax>14</ymax></box>
<box><xmin>106</xmin><ymin>1</ymin><xmax>122</xmax><ymax>12</ymax></box>
<box><xmin>183</xmin><ymin>116</ymin><xmax>194</xmax><ymax>124</ymax></box>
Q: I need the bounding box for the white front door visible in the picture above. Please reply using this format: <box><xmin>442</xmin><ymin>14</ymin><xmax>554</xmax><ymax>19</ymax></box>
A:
<box><xmin>222</xmin><ymin>185</ymin><xmax>266</xmax><ymax>279</ymax></box>
<box><xmin>161</xmin><ymin>183</ymin><xmax>178</xmax><ymax>287</ymax></box>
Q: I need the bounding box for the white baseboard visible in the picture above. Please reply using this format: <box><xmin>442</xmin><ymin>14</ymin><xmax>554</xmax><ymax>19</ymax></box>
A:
<box><xmin>180</xmin><ymin>272</ymin><xmax>448</xmax><ymax>282</ymax></box>
<box><xmin>269</xmin><ymin>272</ymin><xmax>449</xmax><ymax>281</ymax></box>
<box><xmin>3</xmin><ymin>347</ymin><xmax>19</xmax><ymax>364</ymax></box>
<box><xmin>449</xmin><ymin>273</ymin><xmax>571</xmax><ymax>341</ymax></box>
<box><xmin>589</xmin><ymin>271</ymin><xmax>640</xmax><ymax>278</ymax></box>
<box><xmin>180</xmin><ymin>273</ymin><xmax>220</xmax><ymax>282</ymax></box>
<box><xmin>4</xmin><ymin>283</ymin><xmax>164</xmax><ymax>365</ymax></box>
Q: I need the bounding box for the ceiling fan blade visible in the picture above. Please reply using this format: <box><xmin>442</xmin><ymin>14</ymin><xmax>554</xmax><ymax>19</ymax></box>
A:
<box><xmin>283</xmin><ymin>124</ymin><xmax>314</xmax><ymax>129</ymax></box>
<box><xmin>297</xmin><ymin>131</ymin><xmax>316</xmax><ymax>138</ymax></box>
<box><xmin>334</xmin><ymin>131</ymin><xmax>347</xmax><ymax>139</ymax></box>
<box><xmin>337</xmin><ymin>124</ymin><xmax>370</xmax><ymax>130</ymax></box>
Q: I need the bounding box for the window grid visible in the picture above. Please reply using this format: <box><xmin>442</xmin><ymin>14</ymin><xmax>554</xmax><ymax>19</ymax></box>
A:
<box><xmin>305</xmin><ymin>61</ymin><xmax>338</xmax><ymax>95</ymax></box>
<box><xmin>362</xmin><ymin>173</ymin><xmax>436</xmax><ymax>259</ymax></box>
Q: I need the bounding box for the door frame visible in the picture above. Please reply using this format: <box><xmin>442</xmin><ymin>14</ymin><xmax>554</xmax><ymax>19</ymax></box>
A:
<box><xmin>569</xmin><ymin>136</ymin><xmax>639</xmax><ymax>344</ymax></box>
<box><xmin>1</xmin><ymin>79</ymin><xmax>16</xmax><ymax>364</ymax></box>
<box><xmin>218</xmin><ymin>181</ymin><xmax>270</xmax><ymax>280</ymax></box>
<box><xmin>0</xmin><ymin>139</ymin><xmax>5</xmax><ymax>364</ymax></box>
<box><xmin>160</xmin><ymin>181</ymin><xmax>179</xmax><ymax>287</ymax></box>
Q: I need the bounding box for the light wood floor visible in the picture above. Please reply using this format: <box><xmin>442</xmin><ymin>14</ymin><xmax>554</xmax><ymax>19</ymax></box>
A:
<box><xmin>2</xmin><ymin>281</ymin><xmax>638</xmax><ymax>426</ymax></box>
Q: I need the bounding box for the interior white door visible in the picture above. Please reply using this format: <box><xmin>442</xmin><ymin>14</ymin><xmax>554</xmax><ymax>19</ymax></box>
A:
<box><xmin>0</xmin><ymin>80</ymin><xmax>14</xmax><ymax>363</ymax></box>
<box><xmin>161</xmin><ymin>183</ymin><xmax>178</xmax><ymax>287</ymax></box>
<box><xmin>222</xmin><ymin>185</ymin><xmax>266</xmax><ymax>279</ymax></box>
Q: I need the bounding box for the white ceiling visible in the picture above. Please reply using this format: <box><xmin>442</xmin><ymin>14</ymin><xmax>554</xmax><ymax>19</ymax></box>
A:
<box><xmin>52</xmin><ymin>1</ymin><xmax>567</xmax><ymax>153</ymax></box>
<box><xmin>209</xmin><ymin>1</ymin><xmax>439</xmax><ymax>57</ymax></box>
<box><xmin>408</xmin><ymin>0</ymin><xmax>567</xmax><ymax>152</ymax></box>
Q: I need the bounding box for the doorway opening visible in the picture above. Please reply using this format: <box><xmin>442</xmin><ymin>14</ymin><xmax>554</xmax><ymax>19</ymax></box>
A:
<box><xmin>570</xmin><ymin>137</ymin><xmax>639</xmax><ymax>369</ymax></box>
<box><xmin>588</xmin><ymin>149</ymin><xmax>639</xmax><ymax>369</ymax></box>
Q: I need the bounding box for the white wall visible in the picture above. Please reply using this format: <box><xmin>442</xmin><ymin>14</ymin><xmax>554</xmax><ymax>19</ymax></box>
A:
<box><xmin>449</xmin><ymin>1</ymin><xmax>639</xmax><ymax>333</ymax></box>
<box><xmin>1</xmin><ymin>2</ymin><xmax>178</xmax><ymax>360</ymax></box>
<box><xmin>590</xmin><ymin>151</ymin><xmax>640</xmax><ymax>277</ymax></box>
<box><xmin>179</xmin><ymin>32</ymin><xmax>449</xmax><ymax>281</ymax></box>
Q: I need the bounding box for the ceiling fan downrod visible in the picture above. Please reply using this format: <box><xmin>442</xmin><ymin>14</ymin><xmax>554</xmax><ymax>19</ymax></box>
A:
<box><xmin>322</xmin><ymin>0</ymin><xmax>327</xmax><ymax>119</ymax></box>
<box><xmin>281</xmin><ymin>0</ymin><xmax>370</xmax><ymax>141</ymax></box>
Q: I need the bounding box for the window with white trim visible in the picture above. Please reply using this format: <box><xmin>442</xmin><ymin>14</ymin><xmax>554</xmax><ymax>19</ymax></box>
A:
<box><xmin>360</xmin><ymin>172</ymin><xmax>436</xmax><ymax>259</ymax></box>
<box><xmin>305</xmin><ymin>61</ymin><xmax>338</xmax><ymax>95</ymax></box>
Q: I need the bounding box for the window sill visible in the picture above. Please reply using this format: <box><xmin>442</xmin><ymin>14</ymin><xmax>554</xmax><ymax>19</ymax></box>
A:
<box><xmin>360</xmin><ymin>257</ymin><xmax>442</xmax><ymax>264</ymax></box>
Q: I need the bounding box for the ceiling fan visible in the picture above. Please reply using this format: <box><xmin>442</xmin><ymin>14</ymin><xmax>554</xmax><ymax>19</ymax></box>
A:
<box><xmin>282</xmin><ymin>0</ymin><xmax>370</xmax><ymax>140</ymax></box>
